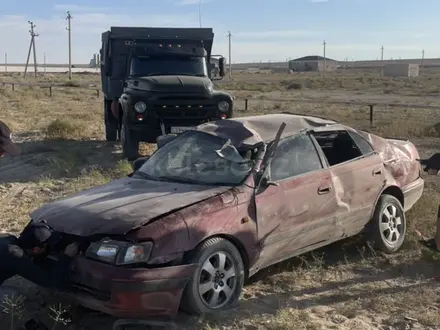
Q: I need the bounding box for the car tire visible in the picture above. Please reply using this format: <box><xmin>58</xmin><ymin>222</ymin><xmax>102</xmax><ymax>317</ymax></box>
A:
<box><xmin>368</xmin><ymin>194</ymin><xmax>406</xmax><ymax>253</ymax></box>
<box><xmin>181</xmin><ymin>237</ymin><xmax>245</xmax><ymax>315</ymax></box>
<box><xmin>121</xmin><ymin>119</ymin><xmax>139</xmax><ymax>161</ymax></box>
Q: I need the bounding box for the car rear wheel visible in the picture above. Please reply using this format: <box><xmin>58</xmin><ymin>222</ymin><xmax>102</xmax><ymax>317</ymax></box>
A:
<box><xmin>369</xmin><ymin>194</ymin><xmax>406</xmax><ymax>253</ymax></box>
<box><xmin>181</xmin><ymin>237</ymin><xmax>245</xmax><ymax>315</ymax></box>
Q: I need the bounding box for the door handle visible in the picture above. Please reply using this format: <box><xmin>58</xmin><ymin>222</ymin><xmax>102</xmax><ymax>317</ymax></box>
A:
<box><xmin>372</xmin><ymin>168</ymin><xmax>382</xmax><ymax>176</ymax></box>
<box><xmin>318</xmin><ymin>186</ymin><xmax>331</xmax><ymax>195</ymax></box>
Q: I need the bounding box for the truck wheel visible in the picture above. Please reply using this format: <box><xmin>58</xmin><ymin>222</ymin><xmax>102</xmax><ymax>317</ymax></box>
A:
<box><xmin>368</xmin><ymin>194</ymin><xmax>406</xmax><ymax>253</ymax></box>
<box><xmin>104</xmin><ymin>107</ymin><xmax>118</xmax><ymax>142</ymax></box>
<box><xmin>105</xmin><ymin>121</ymin><xmax>118</xmax><ymax>142</ymax></box>
<box><xmin>180</xmin><ymin>237</ymin><xmax>245</xmax><ymax>315</ymax></box>
<box><xmin>121</xmin><ymin>121</ymin><xmax>139</xmax><ymax>161</ymax></box>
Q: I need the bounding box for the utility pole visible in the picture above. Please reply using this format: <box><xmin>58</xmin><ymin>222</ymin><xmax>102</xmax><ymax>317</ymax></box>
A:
<box><xmin>322</xmin><ymin>40</ymin><xmax>326</xmax><ymax>75</ymax></box>
<box><xmin>4</xmin><ymin>53</ymin><xmax>7</xmax><ymax>73</ymax></box>
<box><xmin>380</xmin><ymin>45</ymin><xmax>384</xmax><ymax>76</ymax></box>
<box><xmin>66</xmin><ymin>11</ymin><xmax>73</xmax><ymax>80</ymax></box>
<box><xmin>227</xmin><ymin>31</ymin><xmax>232</xmax><ymax>79</ymax></box>
<box><xmin>24</xmin><ymin>21</ymin><xmax>38</xmax><ymax>78</ymax></box>
<box><xmin>421</xmin><ymin>49</ymin><xmax>425</xmax><ymax>70</ymax></box>
<box><xmin>198</xmin><ymin>0</ymin><xmax>202</xmax><ymax>28</ymax></box>
<box><xmin>44</xmin><ymin>53</ymin><xmax>46</xmax><ymax>74</ymax></box>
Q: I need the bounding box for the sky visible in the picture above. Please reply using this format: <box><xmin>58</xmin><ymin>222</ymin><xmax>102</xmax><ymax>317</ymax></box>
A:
<box><xmin>0</xmin><ymin>0</ymin><xmax>439</xmax><ymax>64</ymax></box>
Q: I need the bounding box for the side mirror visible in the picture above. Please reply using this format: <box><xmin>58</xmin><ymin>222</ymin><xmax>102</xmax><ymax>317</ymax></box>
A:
<box><xmin>157</xmin><ymin>134</ymin><xmax>177</xmax><ymax>149</ymax></box>
<box><xmin>132</xmin><ymin>157</ymin><xmax>149</xmax><ymax>172</ymax></box>
<box><xmin>260</xmin><ymin>176</ymin><xmax>279</xmax><ymax>187</ymax></box>
<box><xmin>218</xmin><ymin>57</ymin><xmax>226</xmax><ymax>77</ymax></box>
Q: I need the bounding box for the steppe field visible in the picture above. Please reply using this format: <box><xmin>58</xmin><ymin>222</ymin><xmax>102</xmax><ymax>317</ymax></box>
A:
<box><xmin>1</xmin><ymin>68</ymin><xmax>440</xmax><ymax>330</ymax></box>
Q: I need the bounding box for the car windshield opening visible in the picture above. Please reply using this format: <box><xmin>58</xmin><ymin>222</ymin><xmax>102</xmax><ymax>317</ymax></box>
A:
<box><xmin>129</xmin><ymin>55</ymin><xmax>208</xmax><ymax>77</ymax></box>
<box><xmin>138</xmin><ymin>130</ymin><xmax>254</xmax><ymax>185</ymax></box>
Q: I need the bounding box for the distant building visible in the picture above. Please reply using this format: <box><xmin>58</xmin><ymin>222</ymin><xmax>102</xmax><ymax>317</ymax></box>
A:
<box><xmin>288</xmin><ymin>55</ymin><xmax>338</xmax><ymax>72</ymax></box>
<box><xmin>383</xmin><ymin>63</ymin><xmax>419</xmax><ymax>77</ymax></box>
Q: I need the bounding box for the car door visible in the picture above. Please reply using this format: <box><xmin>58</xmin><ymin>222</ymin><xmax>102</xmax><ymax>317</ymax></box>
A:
<box><xmin>312</xmin><ymin>129</ymin><xmax>386</xmax><ymax>237</ymax></box>
<box><xmin>254</xmin><ymin>132</ymin><xmax>341</xmax><ymax>269</ymax></box>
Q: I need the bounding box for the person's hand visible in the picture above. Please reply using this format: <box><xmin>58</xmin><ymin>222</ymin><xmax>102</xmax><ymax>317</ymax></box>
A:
<box><xmin>64</xmin><ymin>242</ymin><xmax>79</xmax><ymax>257</ymax></box>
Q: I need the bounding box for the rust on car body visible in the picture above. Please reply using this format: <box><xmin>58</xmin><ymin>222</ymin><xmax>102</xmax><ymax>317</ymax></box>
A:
<box><xmin>24</xmin><ymin>113</ymin><xmax>424</xmax><ymax>319</ymax></box>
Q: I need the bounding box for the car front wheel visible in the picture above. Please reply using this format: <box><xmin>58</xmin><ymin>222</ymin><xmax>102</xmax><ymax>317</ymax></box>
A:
<box><xmin>369</xmin><ymin>194</ymin><xmax>406</xmax><ymax>253</ymax></box>
<box><xmin>181</xmin><ymin>237</ymin><xmax>245</xmax><ymax>315</ymax></box>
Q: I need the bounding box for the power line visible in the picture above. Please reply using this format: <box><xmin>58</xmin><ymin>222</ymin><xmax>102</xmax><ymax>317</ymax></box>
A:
<box><xmin>24</xmin><ymin>21</ymin><xmax>38</xmax><ymax>78</ymax></box>
<box><xmin>227</xmin><ymin>31</ymin><xmax>232</xmax><ymax>79</ymax></box>
<box><xmin>66</xmin><ymin>11</ymin><xmax>73</xmax><ymax>80</ymax></box>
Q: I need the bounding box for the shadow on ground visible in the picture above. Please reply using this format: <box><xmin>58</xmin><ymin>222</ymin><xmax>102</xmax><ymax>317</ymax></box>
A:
<box><xmin>0</xmin><ymin>139</ymin><xmax>124</xmax><ymax>184</ymax></box>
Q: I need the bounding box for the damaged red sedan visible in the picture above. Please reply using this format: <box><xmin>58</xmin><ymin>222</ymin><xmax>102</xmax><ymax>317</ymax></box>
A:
<box><xmin>25</xmin><ymin>113</ymin><xmax>424</xmax><ymax>318</ymax></box>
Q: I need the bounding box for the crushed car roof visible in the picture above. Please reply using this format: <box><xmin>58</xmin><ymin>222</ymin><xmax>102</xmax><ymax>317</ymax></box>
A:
<box><xmin>196</xmin><ymin>113</ymin><xmax>341</xmax><ymax>148</ymax></box>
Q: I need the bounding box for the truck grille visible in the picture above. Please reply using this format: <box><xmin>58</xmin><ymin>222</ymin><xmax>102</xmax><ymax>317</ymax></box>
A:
<box><xmin>152</xmin><ymin>101</ymin><xmax>216</xmax><ymax>120</ymax></box>
<box><xmin>156</xmin><ymin>95</ymin><xmax>208</xmax><ymax>101</ymax></box>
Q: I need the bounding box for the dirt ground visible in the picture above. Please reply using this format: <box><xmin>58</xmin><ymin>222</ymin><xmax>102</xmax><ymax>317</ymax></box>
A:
<box><xmin>0</xmin><ymin>70</ymin><xmax>440</xmax><ymax>330</ymax></box>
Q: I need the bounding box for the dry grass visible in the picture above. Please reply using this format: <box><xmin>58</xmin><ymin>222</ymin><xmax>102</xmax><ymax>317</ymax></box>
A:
<box><xmin>218</xmin><ymin>68</ymin><xmax>440</xmax><ymax>97</ymax></box>
<box><xmin>1</xmin><ymin>71</ymin><xmax>440</xmax><ymax>329</ymax></box>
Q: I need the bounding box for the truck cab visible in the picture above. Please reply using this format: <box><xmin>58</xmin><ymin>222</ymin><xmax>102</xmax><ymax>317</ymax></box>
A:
<box><xmin>100</xmin><ymin>27</ymin><xmax>233</xmax><ymax>161</ymax></box>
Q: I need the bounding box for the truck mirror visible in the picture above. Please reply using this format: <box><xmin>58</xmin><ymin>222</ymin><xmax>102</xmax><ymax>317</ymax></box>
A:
<box><xmin>218</xmin><ymin>58</ymin><xmax>225</xmax><ymax>77</ymax></box>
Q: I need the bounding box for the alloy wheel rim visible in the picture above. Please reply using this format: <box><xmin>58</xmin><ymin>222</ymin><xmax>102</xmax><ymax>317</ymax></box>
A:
<box><xmin>380</xmin><ymin>204</ymin><xmax>403</xmax><ymax>244</ymax></box>
<box><xmin>198</xmin><ymin>251</ymin><xmax>237</xmax><ymax>309</ymax></box>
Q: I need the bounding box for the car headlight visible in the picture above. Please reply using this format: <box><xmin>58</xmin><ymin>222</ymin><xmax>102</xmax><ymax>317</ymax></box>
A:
<box><xmin>218</xmin><ymin>100</ymin><xmax>229</xmax><ymax>112</ymax></box>
<box><xmin>134</xmin><ymin>102</ymin><xmax>147</xmax><ymax>113</ymax></box>
<box><xmin>85</xmin><ymin>239</ymin><xmax>153</xmax><ymax>265</ymax></box>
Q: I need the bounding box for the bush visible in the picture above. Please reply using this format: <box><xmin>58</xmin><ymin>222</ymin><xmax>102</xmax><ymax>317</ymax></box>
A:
<box><xmin>44</xmin><ymin>119</ymin><xmax>85</xmax><ymax>140</ymax></box>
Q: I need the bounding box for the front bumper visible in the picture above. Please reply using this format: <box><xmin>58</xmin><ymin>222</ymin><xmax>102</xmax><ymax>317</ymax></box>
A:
<box><xmin>402</xmin><ymin>177</ymin><xmax>424</xmax><ymax>212</ymax></box>
<box><xmin>62</xmin><ymin>256</ymin><xmax>197</xmax><ymax>319</ymax></box>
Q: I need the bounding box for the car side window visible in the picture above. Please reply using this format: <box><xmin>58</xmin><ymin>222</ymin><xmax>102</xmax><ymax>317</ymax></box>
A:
<box><xmin>348</xmin><ymin>131</ymin><xmax>374</xmax><ymax>155</ymax></box>
<box><xmin>269</xmin><ymin>133</ymin><xmax>323</xmax><ymax>182</ymax></box>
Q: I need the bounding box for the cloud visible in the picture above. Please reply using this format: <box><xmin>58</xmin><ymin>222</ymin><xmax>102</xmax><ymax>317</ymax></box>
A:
<box><xmin>0</xmin><ymin>10</ymin><xmax>437</xmax><ymax>64</ymax></box>
<box><xmin>177</xmin><ymin>0</ymin><xmax>212</xmax><ymax>5</ymax></box>
<box><xmin>0</xmin><ymin>12</ymin><xmax>201</xmax><ymax>64</ymax></box>
<box><xmin>53</xmin><ymin>4</ymin><xmax>110</xmax><ymax>13</ymax></box>
<box><xmin>234</xmin><ymin>30</ymin><xmax>320</xmax><ymax>39</ymax></box>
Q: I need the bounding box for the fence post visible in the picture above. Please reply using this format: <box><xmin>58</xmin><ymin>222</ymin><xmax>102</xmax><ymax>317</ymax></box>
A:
<box><xmin>11</xmin><ymin>84</ymin><xmax>14</xmax><ymax>91</ymax></box>
<box><xmin>369</xmin><ymin>104</ymin><xmax>374</xmax><ymax>127</ymax></box>
<box><xmin>245</xmin><ymin>99</ymin><xmax>248</xmax><ymax>111</ymax></box>
<box><xmin>96</xmin><ymin>89</ymin><xmax>100</xmax><ymax>97</ymax></box>
<box><xmin>49</xmin><ymin>86</ymin><xmax>52</xmax><ymax>97</ymax></box>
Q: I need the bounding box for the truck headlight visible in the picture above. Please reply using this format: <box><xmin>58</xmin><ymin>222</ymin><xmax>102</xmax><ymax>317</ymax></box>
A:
<box><xmin>134</xmin><ymin>102</ymin><xmax>147</xmax><ymax>113</ymax></box>
<box><xmin>85</xmin><ymin>239</ymin><xmax>153</xmax><ymax>265</ymax></box>
<box><xmin>218</xmin><ymin>101</ymin><xmax>229</xmax><ymax>112</ymax></box>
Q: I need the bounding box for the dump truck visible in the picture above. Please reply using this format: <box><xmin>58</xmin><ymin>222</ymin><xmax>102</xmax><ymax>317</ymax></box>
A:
<box><xmin>100</xmin><ymin>26</ymin><xmax>233</xmax><ymax>160</ymax></box>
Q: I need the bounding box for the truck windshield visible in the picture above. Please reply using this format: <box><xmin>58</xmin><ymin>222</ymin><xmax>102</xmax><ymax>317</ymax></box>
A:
<box><xmin>130</xmin><ymin>56</ymin><xmax>208</xmax><ymax>77</ymax></box>
<box><xmin>136</xmin><ymin>130</ymin><xmax>254</xmax><ymax>186</ymax></box>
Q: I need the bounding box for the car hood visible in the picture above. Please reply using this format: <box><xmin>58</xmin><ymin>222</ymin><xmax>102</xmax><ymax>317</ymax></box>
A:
<box><xmin>126</xmin><ymin>75</ymin><xmax>213</xmax><ymax>94</ymax></box>
<box><xmin>29</xmin><ymin>177</ymin><xmax>232</xmax><ymax>237</ymax></box>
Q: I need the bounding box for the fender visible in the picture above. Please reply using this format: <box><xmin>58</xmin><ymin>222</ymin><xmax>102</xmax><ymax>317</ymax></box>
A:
<box><xmin>110</xmin><ymin>99</ymin><xmax>121</xmax><ymax>121</ymax></box>
<box><xmin>369</xmin><ymin>183</ymin><xmax>404</xmax><ymax>221</ymax></box>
